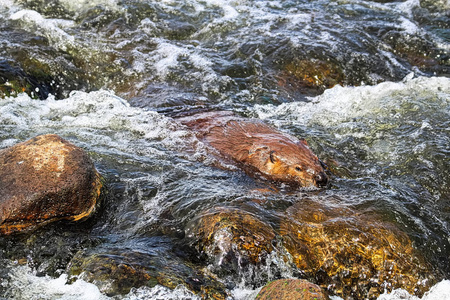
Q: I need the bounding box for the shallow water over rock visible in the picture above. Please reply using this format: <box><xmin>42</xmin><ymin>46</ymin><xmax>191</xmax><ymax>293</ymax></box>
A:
<box><xmin>0</xmin><ymin>0</ymin><xmax>449</xmax><ymax>299</ymax></box>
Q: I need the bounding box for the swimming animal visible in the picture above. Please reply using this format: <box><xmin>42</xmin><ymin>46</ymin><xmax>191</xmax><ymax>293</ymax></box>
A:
<box><xmin>179</xmin><ymin>111</ymin><xmax>328</xmax><ymax>188</ymax></box>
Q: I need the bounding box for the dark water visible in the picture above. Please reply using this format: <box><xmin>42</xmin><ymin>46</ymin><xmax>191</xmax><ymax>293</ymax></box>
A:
<box><xmin>0</xmin><ymin>0</ymin><xmax>449</xmax><ymax>299</ymax></box>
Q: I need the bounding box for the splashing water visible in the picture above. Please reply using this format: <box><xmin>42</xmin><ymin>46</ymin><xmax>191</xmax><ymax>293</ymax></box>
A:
<box><xmin>0</xmin><ymin>0</ymin><xmax>449</xmax><ymax>298</ymax></box>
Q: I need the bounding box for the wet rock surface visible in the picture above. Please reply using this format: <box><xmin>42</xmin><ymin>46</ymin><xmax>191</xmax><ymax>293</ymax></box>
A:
<box><xmin>280</xmin><ymin>199</ymin><xmax>436</xmax><ymax>299</ymax></box>
<box><xmin>277</xmin><ymin>58</ymin><xmax>345</xmax><ymax>96</ymax></box>
<box><xmin>68</xmin><ymin>245</ymin><xmax>228</xmax><ymax>299</ymax></box>
<box><xmin>0</xmin><ymin>0</ymin><xmax>446</xmax><ymax>105</ymax></box>
<box><xmin>0</xmin><ymin>0</ymin><xmax>448</xmax><ymax>298</ymax></box>
<box><xmin>185</xmin><ymin>206</ymin><xmax>276</xmax><ymax>280</ymax></box>
<box><xmin>256</xmin><ymin>278</ymin><xmax>329</xmax><ymax>300</ymax></box>
<box><xmin>0</xmin><ymin>59</ymin><xmax>56</xmax><ymax>99</ymax></box>
<box><xmin>0</xmin><ymin>134</ymin><xmax>103</xmax><ymax>235</ymax></box>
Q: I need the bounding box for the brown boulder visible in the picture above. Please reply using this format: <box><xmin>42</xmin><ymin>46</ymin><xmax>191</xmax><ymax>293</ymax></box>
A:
<box><xmin>256</xmin><ymin>278</ymin><xmax>329</xmax><ymax>300</ymax></box>
<box><xmin>280</xmin><ymin>199</ymin><xmax>436</xmax><ymax>299</ymax></box>
<box><xmin>185</xmin><ymin>207</ymin><xmax>276</xmax><ymax>273</ymax></box>
<box><xmin>0</xmin><ymin>134</ymin><xmax>103</xmax><ymax>235</ymax></box>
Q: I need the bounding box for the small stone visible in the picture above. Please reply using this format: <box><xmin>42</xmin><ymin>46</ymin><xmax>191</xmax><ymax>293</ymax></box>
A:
<box><xmin>256</xmin><ymin>278</ymin><xmax>329</xmax><ymax>300</ymax></box>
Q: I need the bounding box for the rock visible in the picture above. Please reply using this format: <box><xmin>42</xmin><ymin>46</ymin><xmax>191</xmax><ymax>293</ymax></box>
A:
<box><xmin>0</xmin><ymin>134</ymin><xmax>103</xmax><ymax>235</ymax></box>
<box><xmin>68</xmin><ymin>247</ymin><xmax>228</xmax><ymax>299</ymax></box>
<box><xmin>381</xmin><ymin>32</ymin><xmax>448</xmax><ymax>77</ymax></box>
<box><xmin>279</xmin><ymin>58</ymin><xmax>345</xmax><ymax>95</ymax></box>
<box><xmin>280</xmin><ymin>199</ymin><xmax>436</xmax><ymax>299</ymax></box>
<box><xmin>420</xmin><ymin>0</ymin><xmax>449</xmax><ymax>12</ymax></box>
<box><xmin>185</xmin><ymin>207</ymin><xmax>276</xmax><ymax>277</ymax></box>
<box><xmin>0</xmin><ymin>59</ymin><xmax>56</xmax><ymax>99</ymax></box>
<box><xmin>256</xmin><ymin>278</ymin><xmax>329</xmax><ymax>300</ymax></box>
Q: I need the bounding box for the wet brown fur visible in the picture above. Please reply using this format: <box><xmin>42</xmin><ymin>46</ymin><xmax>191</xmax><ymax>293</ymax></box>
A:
<box><xmin>180</xmin><ymin>111</ymin><xmax>328</xmax><ymax>187</ymax></box>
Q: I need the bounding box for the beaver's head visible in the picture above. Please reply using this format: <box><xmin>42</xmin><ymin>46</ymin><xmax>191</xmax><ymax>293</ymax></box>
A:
<box><xmin>247</xmin><ymin>138</ymin><xmax>328</xmax><ymax>188</ymax></box>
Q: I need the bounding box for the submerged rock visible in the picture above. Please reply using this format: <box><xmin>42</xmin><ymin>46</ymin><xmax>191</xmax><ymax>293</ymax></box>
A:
<box><xmin>185</xmin><ymin>207</ymin><xmax>276</xmax><ymax>278</ymax></box>
<box><xmin>68</xmin><ymin>247</ymin><xmax>228</xmax><ymax>299</ymax></box>
<box><xmin>0</xmin><ymin>134</ymin><xmax>103</xmax><ymax>235</ymax></box>
<box><xmin>256</xmin><ymin>278</ymin><xmax>329</xmax><ymax>300</ymax></box>
<box><xmin>279</xmin><ymin>58</ymin><xmax>345</xmax><ymax>95</ymax></box>
<box><xmin>381</xmin><ymin>32</ymin><xmax>448</xmax><ymax>77</ymax></box>
<box><xmin>280</xmin><ymin>199</ymin><xmax>436</xmax><ymax>299</ymax></box>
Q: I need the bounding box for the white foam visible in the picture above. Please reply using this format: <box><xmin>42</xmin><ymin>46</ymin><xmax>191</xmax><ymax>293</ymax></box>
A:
<box><xmin>231</xmin><ymin>286</ymin><xmax>261</xmax><ymax>300</ymax></box>
<box><xmin>397</xmin><ymin>0</ymin><xmax>422</xmax><ymax>17</ymax></box>
<box><xmin>399</xmin><ymin>16</ymin><xmax>420</xmax><ymax>35</ymax></box>
<box><xmin>57</xmin><ymin>0</ymin><xmax>121</xmax><ymax>14</ymax></box>
<box><xmin>287</xmin><ymin>13</ymin><xmax>312</xmax><ymax>25</ymax></box>
<box><xmin>122</xmin><ymin>285</ymin><xmax>201</xmax><ymax>300</ymax></box>
<box><xmin>252</xmin><ymin>76</ymin><xmax>450</xmax><ymax>165</ymax></box>
<box><xmin>0</xmin><ymin>90</ymin><xmax>195</xmax><ymax>157</ymax></box>
<box><xmin>423</xmin><ymin>280</ymin><xmax>450</xmax><ymax>300</ymax></box>
<box><xmin>5</xmin><ymin>263</ymin><xmax>449</xmax><ymax>299</ymax></box>
<box><xmin>151</xmin><ymin>41</ymin><xmax>214</xmax><ymax>78</ymax></box>
<box><xmin>127</xmin><ymin>39</ymin><xmax>229</xmax><ymax>94</ymax></box>
<box><xmin>203</xmin><ymin>0</ymin><xmax>239</xmax><ymax>20</ymax></box>
<box><xmin>377</xmin><ymin>280</ymin><xmax>450</xmax><ymax>300</ymax></box>
<box><xmin>153</xmin><ymin>42</ymin><xmax>189</xmax><ymax>78</ymax></box>
<box><xmin>3</xmin><ymin>264</ymin><xmax>202</xmax><ymax>300</ymax></box>
<box><xmin>0</xmin><ymin>0</ymin><xmax>17</xmax><ymax>13</ymax></box>
<box><xmin>5</xmin><ymin>265</ymin><xmax>109</xmax><ymax>300</ymax></box>
<box><xmin>10</xmin><ymin>9</ymin><xmax>75</xmax><ymax>51</ymax></box>
<box><xmin>0</xmin><ymin>138</ymin><xmax>19</xmax><ymax>148</ymax></box>
<box><xmin>252</xmin><ymin>76</ymin><xmax>450</xmax><ymax>128</ymax></box>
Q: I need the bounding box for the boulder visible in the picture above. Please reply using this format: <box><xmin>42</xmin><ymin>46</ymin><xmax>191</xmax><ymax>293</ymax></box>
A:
<box><xmin>256</xmin><ymin>278</ymin><xmax>329</xmax><ymax>300</ymax></box>
<box><xmin>0</xmin><ymin>134</ymin><xmax>103</xmax><ymax>235</ymax></box>
<box><xmin>185</xmin><ymin>207</ymin><xmax>276</xmax><ymax>276</ymax></box>
<box><xmin>68</xmin><ymin>247</ymin><xmax>228</xmax><ymax>299</ymax></box>
<box><xmin>280</xmin><ymin>199</ymin><xmax>436</xmax><ymax>299</ymax></box>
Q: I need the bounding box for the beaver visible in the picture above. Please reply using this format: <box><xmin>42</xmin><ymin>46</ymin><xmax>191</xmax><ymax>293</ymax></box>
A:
<box><xmin>179</xmin><ymin>111</ymin><xmax>328</xmax><ymax>188</ymax></box>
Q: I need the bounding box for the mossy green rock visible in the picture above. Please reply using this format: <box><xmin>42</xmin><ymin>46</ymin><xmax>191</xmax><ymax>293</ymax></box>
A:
<box><xmin>68</xmin><ymin>247</ymin><xmax>228</xmax><ymax>299</ymax></box>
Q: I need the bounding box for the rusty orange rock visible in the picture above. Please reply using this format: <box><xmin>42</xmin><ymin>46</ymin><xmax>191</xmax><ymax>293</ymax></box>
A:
<box><xmin>280</xmin><ymin>199</ymin><xmax>436</xmax><ymax>299</ymax></box>
<box><xmin>0</xmin><ymin>134</ymin><xmax>103</xmax><ymax>235</ymax></box>
<box><xmin>180</xmin><ymin>111</ymin><xmax>328</xmax><ymax>188</ymax></box>
<box><xmin>256</xmin><ymin>278</ymin><xmax>329</xmax><ymax>300</ymax></box>
<box><xmin>185</xmin><ymin>207</ymin><xmax>276</xmax><ymax>271</ymax></box>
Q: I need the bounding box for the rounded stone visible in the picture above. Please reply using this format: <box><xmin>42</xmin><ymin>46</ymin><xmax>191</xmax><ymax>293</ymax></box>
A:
<box><xmin>185</xmin><ymin>207</ymin><xmax>276</xmax><ymax>271</ymax></box>
<box><xmin>0</xmin><ymin>134</ymin><xmax>103</xmax><ymax>235</ymax></box>
<box><xmin>256</xmin><ymin>278</ymin><xmax>329</xmax><ymax>300</ymax></box>
<box><xmin>280</xmin><ymin>198</ymin><xmax>436</xmax><ymax>299</ymax></box>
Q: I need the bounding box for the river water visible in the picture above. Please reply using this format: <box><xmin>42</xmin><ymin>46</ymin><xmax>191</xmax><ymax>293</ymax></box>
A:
<box><xmin>0</xmin><ymin>0</ymin><xmax>449</xmax><ymax>299</ymax></box>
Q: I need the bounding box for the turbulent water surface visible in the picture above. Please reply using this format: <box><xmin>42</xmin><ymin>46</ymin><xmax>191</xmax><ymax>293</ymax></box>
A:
<box><xmin>0</xmin><ymin>0</ymin><xmax>449</xmax><ymax>299</ymax></box>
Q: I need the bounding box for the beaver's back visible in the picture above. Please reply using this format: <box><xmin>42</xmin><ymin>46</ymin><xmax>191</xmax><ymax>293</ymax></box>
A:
<box><xmin>179</xmin><ymin>111</ymin><xmax>328</xmax><ymax>187</ymax></box>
